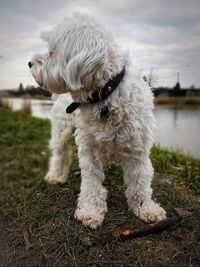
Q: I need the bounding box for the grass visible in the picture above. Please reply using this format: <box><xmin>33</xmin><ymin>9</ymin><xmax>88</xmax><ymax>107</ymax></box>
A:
<box><xmin>0</xmin><ymin>107</ymin><xmax>200</xmax><ymax>266</ymax></box>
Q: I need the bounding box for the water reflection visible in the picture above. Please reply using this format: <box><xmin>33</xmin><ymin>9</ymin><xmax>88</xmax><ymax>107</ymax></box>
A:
<box><xmin>173</xmin><ymin>107</ymin><xmax>178</xmax><ymax>128</ymax></box>
<box><xmin>154</xmin><ymin>106</ymin><xmax>200</xmax><ymax>158</ymax></box>
<box><xmin>4</xmin><ymin>98</ymin><xmax>53</xmax><ymax>119</ymax></box>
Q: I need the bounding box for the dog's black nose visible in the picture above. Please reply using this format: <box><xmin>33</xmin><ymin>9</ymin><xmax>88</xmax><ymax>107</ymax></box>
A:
<box><xmin>28</xmin><ymin>61</ymin><xmax>32</xmax><ymax>68</ymax></box>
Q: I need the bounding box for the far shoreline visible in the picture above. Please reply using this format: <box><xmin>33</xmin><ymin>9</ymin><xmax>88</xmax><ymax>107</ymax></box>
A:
<box><xmin>1</xmin><ymin>94</ymin><xmax>200</xmax><ymax>107</ymax></box>
<box><xmin>154</xmin><ymin>95</ymin><xmax>200</xmax><ymax>106</ymax></box>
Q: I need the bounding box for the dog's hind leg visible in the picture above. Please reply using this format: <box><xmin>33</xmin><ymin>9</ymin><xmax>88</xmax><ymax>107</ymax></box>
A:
<box><xmin>45</xmin><ymin>95</ymin><xmax>74</xmax><ymax>184</ymax></box>
<box><xmin>123</xmin><ymin>156</ymin><xmax>166</xmax><ymax>223</ymax></box>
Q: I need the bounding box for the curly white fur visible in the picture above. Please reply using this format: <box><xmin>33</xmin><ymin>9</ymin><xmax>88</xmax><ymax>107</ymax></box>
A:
<box><xmin>30</xmin><ymin>13</ymin><xmax>166</xmax><ymax>229</ymax></box>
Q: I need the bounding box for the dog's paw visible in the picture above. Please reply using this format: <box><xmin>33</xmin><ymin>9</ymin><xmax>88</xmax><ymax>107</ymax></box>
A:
<box><xmin>44</xmin><ymin>173</ymin><xmax>67</xmax><ymax>185</ymax></box>
<box><xmin>74</xmin><ymin>205</ymin><xmax>107</xmax><ymax>229</ymax></box>
<box><xmin>137</xmin><ymin>200</ymin><xmax>166</xmax><ymax>223</ymax></box>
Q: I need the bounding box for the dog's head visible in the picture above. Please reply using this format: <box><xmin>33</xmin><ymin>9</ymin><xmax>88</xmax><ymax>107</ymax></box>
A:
<box><xmin>29</xmin><ymin>14</ymin><xmax>127</xmax><ymax>98</ymax></box>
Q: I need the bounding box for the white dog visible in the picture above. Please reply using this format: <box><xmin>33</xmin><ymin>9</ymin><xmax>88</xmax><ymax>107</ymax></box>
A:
<box><xmin>29</xmin><ymin>14</ymin><xmax>166</xmax><ymax>229</ymax></box>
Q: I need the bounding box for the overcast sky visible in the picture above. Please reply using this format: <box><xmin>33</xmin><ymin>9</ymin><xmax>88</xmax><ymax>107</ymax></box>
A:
<box><xmin>0</xmin><ymin>0</ymin><xmax>200</xmax><ymax>89</ymax></box>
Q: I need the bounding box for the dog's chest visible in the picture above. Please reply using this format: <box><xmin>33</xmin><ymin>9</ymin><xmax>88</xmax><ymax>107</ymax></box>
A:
<box><xmin>92</xmin><ymin>127</ymin><xmax>119</xmax><ymax>164</ymax></box>
<box><xmin>76</xmin><ymin>108</ymin><xmax>132</xmax><ymax>164</ymax></box>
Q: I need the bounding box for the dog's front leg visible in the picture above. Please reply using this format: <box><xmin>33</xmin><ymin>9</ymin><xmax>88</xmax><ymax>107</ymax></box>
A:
<box><xmin>45</xmin><ymin>100</ymin><xmax>73</xmax><ymax>185</ymax></box>
<box><xmin>123</xmin><ymin>156</ymin><xmax>166</xmax><ymax>223</ymax></box>
<box><xmin>74</xmin><ymin>142</ymin><xmax>107</xmax><ymax>229</ymax></box>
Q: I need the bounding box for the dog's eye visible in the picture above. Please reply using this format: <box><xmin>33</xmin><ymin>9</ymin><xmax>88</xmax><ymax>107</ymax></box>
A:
<box><xmin>37</xmin><ymin>59</ymin><xmax>43</xmax><ymax>65</ymax></box>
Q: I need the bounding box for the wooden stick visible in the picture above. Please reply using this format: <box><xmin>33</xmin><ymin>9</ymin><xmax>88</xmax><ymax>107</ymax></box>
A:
<box><xmin>22</xmin><ymin>226</ymin><xmax>33</xmax><ymax>250</ymax></box>
<box><xmin>82</xmin><ymin>217</ymin><xmax>182</xmax><ymax>246</ymax></box>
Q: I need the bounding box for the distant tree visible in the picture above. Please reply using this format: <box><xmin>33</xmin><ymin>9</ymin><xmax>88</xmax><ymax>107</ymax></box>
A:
<box><xmin>174</xmin><ymin>82</ymin><xmax>181</xmax><ymax>91</ymax></box>
<box><xmin>190</xmin><ymin>85</ymin><xmax>195</xmax><ymax>90</ymax></box>
<box><xmin>18</xmin><ymin>83</ymin><xmax>24</xmax><ymax>93</ymax></box>
<box><xmin>172</xmin><ymin>82</ymin><xmax>186</xmax><ymax>96</ymax></box>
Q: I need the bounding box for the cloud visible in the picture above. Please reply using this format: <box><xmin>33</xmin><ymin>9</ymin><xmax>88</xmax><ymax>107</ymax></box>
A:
<box><xmin>0</xmin><ymin>0</ymin><xmax>200</xmax><ymax>88</ymax></box>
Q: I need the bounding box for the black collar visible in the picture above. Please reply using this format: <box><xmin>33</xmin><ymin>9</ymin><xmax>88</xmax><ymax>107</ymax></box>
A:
<box><xmin>66</xmin><ymin>66</ymin><xmax>125</xmax><ymax>114</ymax></box>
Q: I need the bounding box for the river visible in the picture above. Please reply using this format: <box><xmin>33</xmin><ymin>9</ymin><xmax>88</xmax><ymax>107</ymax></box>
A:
<box><xmin>3</xmin><ymin>98</ymin><xmax>200</xmax><ymax>159</ymax></box>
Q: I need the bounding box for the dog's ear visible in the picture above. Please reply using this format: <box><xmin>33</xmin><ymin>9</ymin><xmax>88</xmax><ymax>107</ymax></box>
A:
<box><xmin>62</xmin><ymin>43</ymin><xmax>107</xmax><ymax>90</ymax></box>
